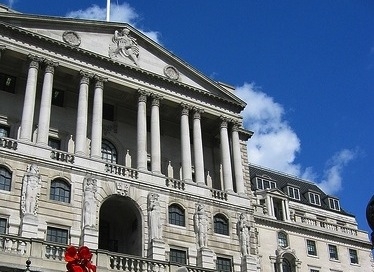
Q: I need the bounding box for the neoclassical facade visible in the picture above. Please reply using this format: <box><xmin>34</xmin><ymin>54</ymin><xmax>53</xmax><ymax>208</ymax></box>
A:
<box><xmin>0</xmin><ymin>5</ymin><xmax>372</xmax><ymax>272</ymax></box>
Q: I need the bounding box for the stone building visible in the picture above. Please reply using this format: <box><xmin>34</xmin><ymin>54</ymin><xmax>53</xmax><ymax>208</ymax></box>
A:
<box><xmin>0</xmin><ymin>5</ymin><xmax>372</xmax><ymax>272</ymax></box>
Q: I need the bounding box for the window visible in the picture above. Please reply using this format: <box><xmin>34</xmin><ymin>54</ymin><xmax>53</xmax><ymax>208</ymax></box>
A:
<box><xmin>216</xmin><ymin>257</ymin><xmax>232</xmax><ymax>272</ymax></box>
<box><xmin>48</xmin><ymin>137</ymin><xmax>61</xmax><ymax>150</ymax></box>
<box><xmin>0</xmin><ymin>73</ymin><xmax>16</xmax><ymax>93</ymax></box>
<box><xmin>169</xmin><ymin>204</ymin><xmax>185</xmax><ymax>226</ymax></box>
<box><xmin>309</xmin><ymin>192</ymin><xmax>321</xmax><ymax>206</ymax></box>
<box><xmin>328</xmin><ymin>244</ymin><xmax>338</xmax><ymax>260</ymax></box>
<box><xmin>288</xmin><ymin>186</ymin><xmax>300</xmax><ymax>200</ymax></box>
<box><xmin>214</xmin><ymin>214</ymin><xmax>229</xmax><ymax>235</ymax></box>
<box><xmin>52</xmin><ymin>89</ymin><xmax>64</xmax><ymax>107</ymax></box>
<box><xmin>307</xmin><ymin>240</ymin><xmax>317</xmax><ymax>256</ymax></box>
<box><xmin>169</xmin><ymin>248</ymin><xmax>187</xmax><ymax>265</ymax></box>
<box><xmin>278</xmin><ymin>232</ymin><xmax>288</xmax><ymax>248</ymax></box>
<box><xmin>0</xmin><ymin>125</ymin><xmax>10</xmax><ymax>138</ymax></box>
<box><xmin>102</xmin><ymin>139</ymin><xmax>117</xmax><ymax>163</ymax></box>
<box><xmin>329</xmin><ymin>198</ymin><xmax>340</xmax><ymax>211</ymax></box>
<box><xmin>50</xmin><ymin>179</ymin><xmax>71</xmax><ymax>203</ymax></box>
<box><xmin>349</xmin><ymin>249</ymin><xmax>358</xmax><ymax>264</ymax></box>
<box><xmin>0</xmin><ymin>166</ymin><xmax>11</xmax><ymax>191</ymax></box>
<box><xmin>0</xmin><ymin>218</ymin><xmax>7</xmax><ymax>234</ymax></box>
<box><xmin>46</xmin><ymin>226</ymin><xmax>69</xmax><ymax>244</ymax></box>
<box><xmin>256</xmin><ymin>177</ymin><xmax>276</xmax><ymax>190</ymax></box>
<box><xmin>103</xmin><ymin>103</ymin><xmax>115</xmax><ymax>121</ymax></box>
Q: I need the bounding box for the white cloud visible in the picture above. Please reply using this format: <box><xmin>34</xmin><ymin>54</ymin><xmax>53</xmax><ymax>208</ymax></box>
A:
<box><xmin>317</xmin><ymin>149</ymin><xmax>357</xmax><ymax>195</ymax></box>
<box><xmin>235</xmin><ymin>82</ymin><xmax>356</xmax><ymax>195</ymax></box>
<box><xmin>65</xmin><ymin>2</ymin><xmax>160</xmax><ymax>43</ymax></box>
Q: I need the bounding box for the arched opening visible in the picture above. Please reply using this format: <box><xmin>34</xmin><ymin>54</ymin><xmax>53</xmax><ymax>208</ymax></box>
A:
<box><xmin>99</xmin><ymin>195</ymin><xmax>142</xmax><ymax>256</ymax></box>
<box><xmin>282</xmin><ymin>253</ymin><xmax>296</xmax><ymax>272</ymax></box>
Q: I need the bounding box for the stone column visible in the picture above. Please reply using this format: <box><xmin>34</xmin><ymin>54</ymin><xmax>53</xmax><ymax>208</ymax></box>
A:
<box><xmin>91</xmin><ymin>76</ymin><xmax>106</xmax><ymax>159</ymax></box>
<box><xmin>75</xmin><ymin>71</ymin><xmax>92</xmax><ymax>155</ymax></box>
<box><xmin>20</xmin><ymin>56</ymin><xmax>42</xmax><ymax>142</ymax></box>
<box><xmin>137</xmin><ymin>90</ymin><xmax>148</xmax><ymax>171</ymax></box>
<box><xmin>232</xmin><ymin>123</ymin><xmax>245</xmax><ymax>195</ymax></box>
<box><xmin>193</xmin><ymin>108</ymin><xmax>205</xmax><ymax>186</ymax></box>
<box><xmin>36</xmin><ymin>60</ymin><xmax>58</xmax><ymax>146</ymax></box>
<box><xmin>220</xmin><ymin>117</ymin><xmax>233</xmax><ymax>192</ymax></box>
<box><xmin>151</xmin><ymin>95</ymin><xmax>162</xmax><ymax>174</ymax></box>
<box><xmin>180</xmin><ymin>104</ymin><xmax>192</xmax><ymax>182</ymax></box>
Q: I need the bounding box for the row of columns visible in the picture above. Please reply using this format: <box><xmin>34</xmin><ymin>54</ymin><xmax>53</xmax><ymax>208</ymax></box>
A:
<box><xmin>19</xmin><ymin>55</ymin><xmax>106</xmax><ymax>159</ymax></box>
<box><xmin>18</xmin><ymin>55</ymin><xmax>245</xmax><ymax>194</ymax></box>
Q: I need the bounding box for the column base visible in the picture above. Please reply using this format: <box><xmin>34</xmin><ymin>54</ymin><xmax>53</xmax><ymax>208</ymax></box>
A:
<box><xmin>241</xmin><ymin>255</ymin><xmax>258</xmax><ymax>272</ymax></box>
<box><xmin>197</xmin><ymin>247</ymin><xmax>215</xmax><ymax>269</ymax></box>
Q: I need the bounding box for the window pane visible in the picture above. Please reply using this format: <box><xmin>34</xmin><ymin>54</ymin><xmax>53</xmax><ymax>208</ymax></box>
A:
<box><xmin>214</xmin><ymin>215</ymin><xmax>229</xmax><ymax>235</ymax></box>
<box><xmin>102</xmin><ymin>140</ymin><xmax>117</xmax><ymax>163</ymax></box>
<box><xmin>278</xmin><ymin>232</ymin><xmax>288</xmax><ymax>247</ymax></box>
<box><xmin>170</xmin><ymin>249</ymin><xmax>187</xmax><ymax>265</ymax></box>
<box><xmin>103</xmin><ymin>103</ymin><xmax>114</xmax><ymax>121</ymax></box>
<box><xmin>52</xmin><ymin>89</ymin><xmax>64</xmax><ymax>107</ymax></box>
<box><xmin>216</xmin><ymin>257</ymin><xmax>232</xmax><ymax>272</ymax></box>
<box><xmin>46</xmin><ymin>227</ymin><xmax>68</xmax><ymax>244</ymax></box>
<box><xmin>0</xmin><ymin>73</ymin><xmax>16</xmax><ymax>93</ymax></box>
<box><xmin>349</xmin><ymin>249</ymin><xmax>358</xmax><ymax>264</ymax></box>
<box><xmin>169</xmin><ymin>205</ymin><xmax>185</xmax><ymax>226</ymax></box>
<box><xmin>0</xmin><ymin>126</ymin><xmax>10</xmax><ymax>138</ymax></box>
<box><xmin>0</xmin><ymin>166</ymin><xmax>12</xmax><ymax>191</ymax></box>
<box><xmin>307</xmin><ymin>240</ymin><xmax>317</xmax><ymax>255</ymax></box>
<box><xmin>328</xmin><ymin>245</ymin><xmax>338</xmax><ymax>260</ymax></box>
<box><xmin>50</xmin><ymin>179</ymin><xmax>71</xmax><ymax>203</ymax></box>
<box><xmin>48</xmin><ymin>137</ymin><xmax>61</xmax><ymax>150</ymax></box>
<box><xmin>0</xmin><ymin>218</ymin><xmax>7</xmax><ymax>234</ymax></box>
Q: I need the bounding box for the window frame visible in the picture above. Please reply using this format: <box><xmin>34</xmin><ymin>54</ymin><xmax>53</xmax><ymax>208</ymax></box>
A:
<box><xmin>328</xmin><ymin>244</ymin><xmax>339</xmax><ymax>260</ymax></box>
<box><xmin>306</xmin><ymin>239</ymin><xmax>317</xmax><ymax>256</ymax></box>
<box><xmin>278</xmin><ymin>231</ymin><xmax>288</xmax><ymax>248</ymax></box>
<box><xmin>169</xmin><ymin>248</ymin><xmax>187</xmax><ymax>265</ymax></box>
<box><xmin>309</xmin><ymin>192</ymin><xmax>321</xmax><ymax>206</ymax></box>
<box><xmin>168</xmin><ymin>204</ymin><xmax>185</xmax><ymax>227</ymax></box>
<box><xmin>256</xmin><ymin>177</ymin><xmax>276</xmax><ymax>190</ymax></box>
<box><xmin>50</xmin><ymin>178</ymin><xmax>71</xmax><ymax>203</ymax></box>
<box><xmin>0</xmin><ymin>217</ymin><xmax>7</xmax><ymax>234</ymax></box>
<box><xmin>328</xmin><ymin>198</ymin><xmax>340</xmax><ymax>211</ymax></box>
<box><xmin>46</xmin><ymin>226</ymin><xmax>69</xmax><ymax>245</ymax></box>
<box><xmin>214</xmin><ymin>214</ymin><xmax>229</xmax><ymax>236</ymax></box>
<box><xmin>216</xmin><ymin>256</ymin><xmax>232</xmax><ymax>272</ymax></box>
<box><xmin>0</xmin><ymin>125</ymin><xmax>10</xmax><ymax>138</ymax></box>
<box><xmin>0</xmin><ymin>166</ymin><xmax>12</xmax><ymax>191</ymax></box>
<box><xmin>287</xmin><ymin>186</ymin><xmax>300</xmax><ymax>200</ymax></box>
<box><xmin>101</xmin><ymin>139</ymin><xmax>118</xmax><ymax>164</ymax></box>
<box><xmin>48</xmin><ymin>137</ymin><xmax>61</xmax><ymax>150</ymax></box>
<box><xmin>349</xmin><ymin>248</ymin><xmax>359</xmax><ymax>264</ymax></box>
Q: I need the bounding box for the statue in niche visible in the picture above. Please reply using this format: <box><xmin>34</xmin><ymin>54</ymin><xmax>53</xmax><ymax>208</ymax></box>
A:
<box><xmin>109</xmin><ymin>27</ymin><xmax>139</xmax><ymax>66</ymax></box>
<box><xmin>148</xmin><ymin>192</ymin><xmax>162</xmax><ymax>241</ymax></box>
<box><xmin>237</xmin><ymin>212</ymin><xmax>250</xmax><ymax>256</ymax></box>
<box><xmin>83</xmin><ymin>177</ymin><xmax>97</xmax><ymax>229</ymax></box>
<box><xmin>21</xmin><ymin>164</ymin><xmax>41</xmax><ymax>216</ymax></box>
<box><xmin>194</xmin><ymin>203</ymin><xmax>208</xmax><ymax>248</ymax></box>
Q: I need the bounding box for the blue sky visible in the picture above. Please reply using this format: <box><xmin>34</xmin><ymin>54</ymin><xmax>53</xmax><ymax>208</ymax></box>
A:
<box><xmin>1</xmin><ymin>0</ymin><xmax>373</xmax><ymax>234</ymax></box>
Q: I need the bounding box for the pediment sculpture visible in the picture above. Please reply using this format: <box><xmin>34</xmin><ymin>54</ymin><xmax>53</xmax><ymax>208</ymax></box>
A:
<box><xmin>109</xmin><ymin>27</ymin><xmax>139</xmax><ymax>66</ymax></box>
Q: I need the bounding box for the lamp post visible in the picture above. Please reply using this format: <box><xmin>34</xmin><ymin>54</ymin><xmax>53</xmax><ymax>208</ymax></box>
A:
<box><xmin>366</xmin><ymin>195</ymin><xmax>374</xmax><ymax>247</ymax></box>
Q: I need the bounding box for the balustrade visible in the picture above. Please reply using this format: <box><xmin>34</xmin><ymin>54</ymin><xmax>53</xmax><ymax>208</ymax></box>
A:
<box><xmin>105</xmin><ymin>163</ymin><xmax>138</xmax><ymax>179</ymax></box>
<box><xmin>51</xmin><ymin>150</ymin><xmax>75</xmax><ymax>163</ymax></box>
<box><xmin>300</xmin><ymin>216</ymin><xmax>357</xmax><ymax>236</ymax></box>
<box><xmin>211</xmin><ymin>189</ymin><xmax>228</xmax><ymax>201</ymax></box>
<box><xmin>165</xmin><ymin>178</ymin><xmax>185</xmax><ymax>190</ymax></box>
<box><xmin>0</xmin><ymin>137</ymin><xmax>17</xmax><ymax>150</ymax></box>
<box><xmin>0</xmin><ymin>235</ymin><xmax>28</xmax><ymax>255</ymax></box>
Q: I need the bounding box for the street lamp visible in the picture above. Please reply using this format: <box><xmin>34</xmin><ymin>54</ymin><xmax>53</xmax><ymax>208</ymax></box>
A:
<box><xmin>366</xmin><ymin>195</ymin><xmax>374</xmax><ymax>247</ymax></box>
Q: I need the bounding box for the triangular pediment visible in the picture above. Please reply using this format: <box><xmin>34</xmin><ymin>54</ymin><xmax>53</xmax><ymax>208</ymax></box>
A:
<box><xmin>0</xmin><ymin>9</ymin><xmax>245</xmax><ymax>111</ymax></box>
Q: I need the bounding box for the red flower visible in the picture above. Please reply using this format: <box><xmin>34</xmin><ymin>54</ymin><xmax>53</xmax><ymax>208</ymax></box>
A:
<box><xmin>65</xmin><ymin>246</ymin><xmax>96</xmax><ymax>272</ymax></box>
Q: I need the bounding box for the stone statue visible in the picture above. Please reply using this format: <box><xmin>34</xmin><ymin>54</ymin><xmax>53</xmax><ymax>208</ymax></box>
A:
<box><xmin>237</xmin><ymin>213</ymin><xmax>250</xmax><ymax>256</ymax></box>
<box><xmin>21</xmin><ymin>164</ymin><xmax>41</xmax><ymax>216</ymax></box>
<box><xmin>194</xmin><ymin>203</ymin><xmax>208</xmax><ymax>248</ymax></box>
<box><xmin>148</xmin><ymin>192</ymin><xmax>162</xmax><ymax>241</ymax></box>
<box><xmin>83</xmin><ymin>177</ymin><xmax>97</xmax><ymax>229</ymax></box>
<box><xmin>109</xmin><ymin>27</ymin><xmax>139</xmax><ymax>66</ymax></box>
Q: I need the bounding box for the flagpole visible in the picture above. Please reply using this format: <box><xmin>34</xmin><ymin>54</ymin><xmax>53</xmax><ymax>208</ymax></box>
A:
<box><xmin>106</xmin><ymin>0</ymin><xmax>110</xmax><ymax>22</ymax></box>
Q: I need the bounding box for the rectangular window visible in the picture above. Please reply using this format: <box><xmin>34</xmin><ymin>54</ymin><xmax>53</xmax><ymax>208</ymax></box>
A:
<box><xmin>328</xmin><ymin>244</ymin><xmax>338</xmax><ymax>260</ymax></box>
<box><xmin>52</xmin><ymin>89</ymin><xmax>64</xmax><ymax>107</ymax></box>
<box><xmin>256</xmin><ymin>177</ymin><xmax>276</xmax><ymax>190</ymax></box>
<box><xmin>48</xmin><ymin>137</ymin><xmax>61</xmax><ymax>150</ymax></box>
<box><xmin>46</xmin><ymin>226</ymin><xmax>69</xmax><ymax>244</ymax></box>
<box><xmin>0</xmin><ymin>73</ymin><xmax>16</xmax><ymax>93</ymax></box>
<box><xmin>0</xmin><ymin>125</ymin><xmax>10</xmax><ymax>138</ymax></box>
<box><xmin>169</xmin><ymin>248</ymin><xmax>187</xmax><ymax>265</ymax></box>
<box><xmin>309</xmin><ymin>192</ymin><xmax>321</xmax><ymax>206</ymax></box>
<box><xmin>216</xmin><ymin>257</ymin><xmax>232</xmax><ymax>272</ymax></box>
<box><xmin>306</xmin><ymin>240</ymin><xmax>317</xmax><ymax>256</ymax></box>
<box><xmin>288</xmin><ymin>186</ymin><xmax>300</xmax><ymax>200</ymax></box>
<box><xmin>0</xmin><ymin>218</ymin><xmax>7</xmax><ymax>234</ymax></box>
<box><xmin>329</xmin><ymin>198</ymin><xmax>340</xmax><ymax>211</ymax></box>
<box><xmin>349</xmin><ymin>249</ymin><xmax>358</xmax><ymax>264</ymax></box>
<box><xmin>103</xmin><ymin>103</ymin><xmax>114</xmax><ymax>121</ymax></box>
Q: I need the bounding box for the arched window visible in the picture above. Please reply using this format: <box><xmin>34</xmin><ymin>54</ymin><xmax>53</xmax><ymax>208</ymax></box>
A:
<box><xmin>102</xmin><ymin>139</ymin><xmax>117</xmax><ymax>163</ymax></box>
<box><xmin>278</xmin><ymin>231</ymin><xmax>288</xmax><ymax>248</ymax></box>
<box><xmin>50</xmin><ymin>178</ymin><xmax>71</xmax><ymax>203</ymax></box>
<box><xmin>282</xmin><ymin>258</ymin><xmax>292</xmax><ymax>272</ymax></box>
<box><xmin>169</xmin><ymin>204</ymin><xmax>185</xmax><ymax>226</ymax></box>
<box><xmin>0</xmin><ymin>166</ymin><xmax>11</xmax><ymax>191</ymax></box>
<box><xmin>214</xmin><ymin>214</ymin><xmax>229</xmax><ymax>235</ymax></box>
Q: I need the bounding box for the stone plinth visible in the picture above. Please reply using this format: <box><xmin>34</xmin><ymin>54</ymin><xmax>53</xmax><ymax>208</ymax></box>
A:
<box><xmin>147</xmin><ymin>239</ymin><xmax>165</xmax><ymax>261</ymax></box>
<box><xmin>241</xmin><ymin>255</ymin><xmax>258</xmax><ymax>272</ymax></box>
<box><xmin>197</xmin><ymin>247</ymin><xmax>215</xmax><ymax>269</ymax></box>
<box><xmin>82</xmin><ymin>228</ymin><xmax>99</xmax><ymax>249</ymax></box>
<box><xmin>20</xmin><ymin>214</ymin><xmax>39</xmax><ymax>238</ymax></box>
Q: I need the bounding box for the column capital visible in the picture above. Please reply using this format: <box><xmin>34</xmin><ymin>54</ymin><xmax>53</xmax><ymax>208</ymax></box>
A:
<box><xmin>220</xmin><ymin>116</ymin><xmax>230</xmax><ymax>128</ymax></box>
<box><xmin>192</xmin><ymin>107</ymin><xmax>204</xmax><ymax>119</ymax></box>
<box><xmin>94</xmin><ymin>74</ymin><xmax>108</xmax><ymax>83</ymax></box>
<box><xmin>80</xmin><ymin>70</ymin><xmax>93</xmax><ymax>85</ymax></box>
<box><xmin>44</xmin><ymin>60</ymin><xmax>59</xmax><ymax>74</ymax></box>
<box><xmin>181</xmin><ymin>103</ymin><xmax>193</xmax><ymax>115</ymax></box>
<box><xmin>28</xmin><ymin>55</ymin><xmax>43</xmax><ymax>69</ymax></box>
<box><xmin>138</xmin><ymin>89</ymin><xmax>150</xmax><ymax>102</ymax></box>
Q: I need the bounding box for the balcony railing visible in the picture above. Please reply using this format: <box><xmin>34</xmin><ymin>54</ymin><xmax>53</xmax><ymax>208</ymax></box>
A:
<box><xmin>211</xmin><ymin>189</ymin><xmax>227</xmax><ymax>201</ymax></box>
<box><xmin>300</xmin><ymin>216</ymin><xmax>358</xmax><ymax>236</ymax></box>
<box><xmin>0</xmin><ymin>137</ymin><xmax>17</xmax><ymax>150</ymax></box>
<box><xmin>105</xmin><ymin>163</ymin><xmax>139</xmax><ymax>179</ymax></box>
<box><xmin>165</xmin><ymin>178</ymin><xmax>185</xmax><ymax>190</ymax></box>
<box><xmin>51</xmin><ymin>150</ymin><xmax>75</xmax><ymax>163</ymax></box>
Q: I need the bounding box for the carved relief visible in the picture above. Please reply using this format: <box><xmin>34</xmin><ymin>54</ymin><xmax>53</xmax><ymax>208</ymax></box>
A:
<box><xmin>83</xmin><ymin>177</ymin><xmax>97</xmax><ymax>229</ymax></box>
<box><xmin>21</xmin><ymin>164</ymin><xmax>41</xmax><ymax>216</ymax></box>
<box><xmin>116</xmin><ymin>181</ymin><xmax>129</xmax><ymax>196</ymax></box>
<box><xmin>62</xmin><ymin>31</ymin><xmax>81</xmax><ymax>47</ymax></box>
<box><xmin>237</xmin><ymin>213</ymin><xmax>250</xmax><ymax>256</ymax></box>
<box><xmin>109</xmin><ymin>28</ymin><xmax>139</xmax><ymax>66</ymax></box>
<box><xmin>164</xmin><ymin>65</ymin><xmax>180</xmax><ymax>80</ymax></box>
<box><xmin>148</xmin><ymin>192</ymin><xmax>162</xmax><ymax>241</ymax></box>
<box><xmin>194</xmin><ymin>203</ymin><xmax>208</xmax><ymax>248</ymax></box>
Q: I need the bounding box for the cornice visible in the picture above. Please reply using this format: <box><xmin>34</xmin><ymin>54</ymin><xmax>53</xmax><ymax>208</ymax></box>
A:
<box><xmin>0</xmin><ymin>20</ymin><xmax>246</xmax><ymax>113</ymax></box>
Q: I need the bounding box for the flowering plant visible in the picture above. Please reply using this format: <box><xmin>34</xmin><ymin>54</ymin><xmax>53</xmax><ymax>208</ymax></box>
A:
<box><xmin>64</xmin><ymin>246</ymin><xmax>96</xmax><ymax>272</ymax></box>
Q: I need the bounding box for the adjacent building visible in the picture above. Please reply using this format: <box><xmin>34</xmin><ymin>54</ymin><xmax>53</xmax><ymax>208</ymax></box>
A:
<box><xmin>0</xmin><ymin>5</ymin><xmax>372</xmax><ymax>272</ymax></box>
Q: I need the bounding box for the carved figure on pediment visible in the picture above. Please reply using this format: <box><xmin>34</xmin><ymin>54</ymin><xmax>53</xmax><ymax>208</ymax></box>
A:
<box><xmin>109</xmin><ymin>28</ymin><xmax>139</xmax><ymax>66</ymax></box>
<box><xmin>83</xmin><ymin>177</ymin><xmax>97</xmax><ymax>229</ymax></box>
<box><xmin>21</xmin><ymin>164</ymin><xmax>41</xmax><ymax>216</ymax></box>
<box><xmin>194</xmin><ymin>203</ymin><xmax>208</xmax><ymax>248</ymax></box>
<box><xmin>237</xmin><ymin>212</ymin><xmax>250</xmax><ymax>256</ymax></box>
<box><xmin>148</xmin><ymin>192</ymin><xmax>162</xmax><ymax>241</ymax></box>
